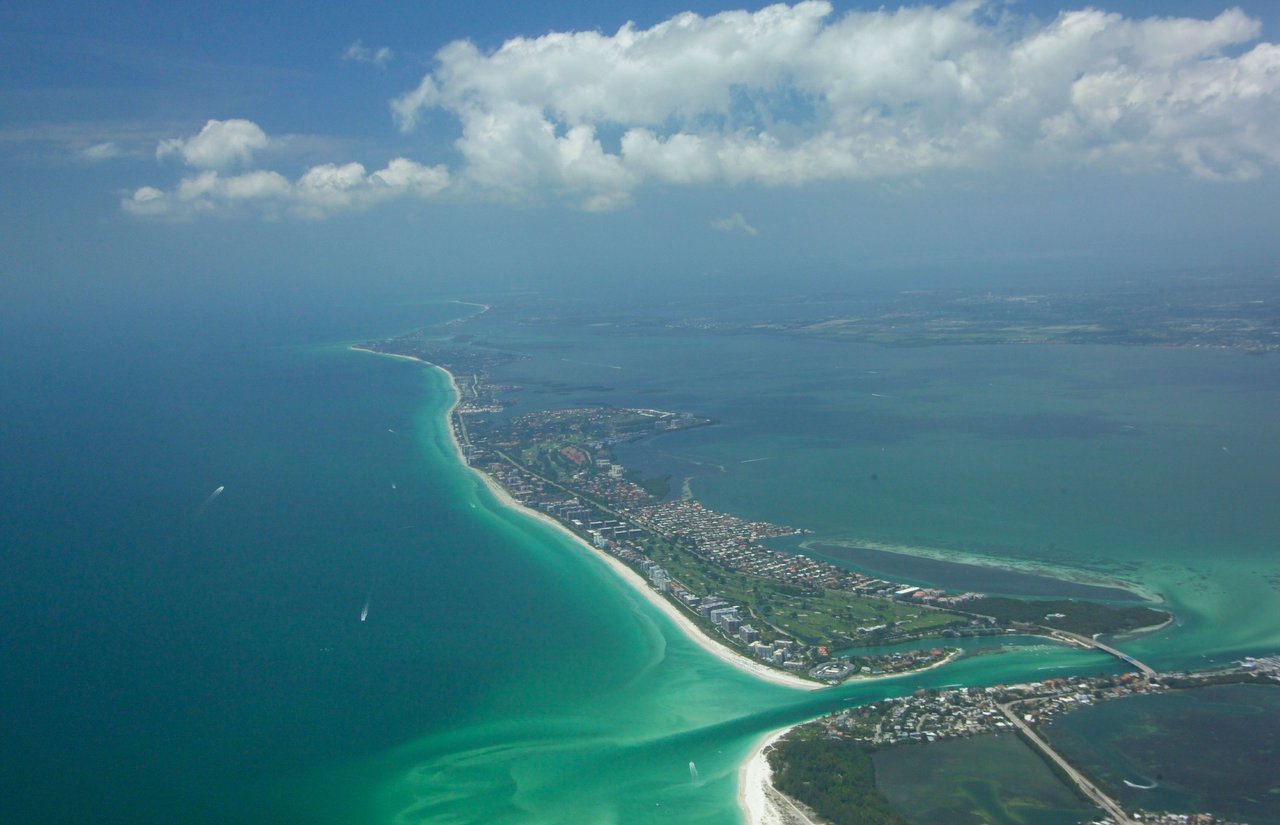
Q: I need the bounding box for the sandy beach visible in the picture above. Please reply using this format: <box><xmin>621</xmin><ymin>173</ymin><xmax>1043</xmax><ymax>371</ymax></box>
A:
<box><xmin>350</xmin><ymin>345</ymin><xmax>822</xmax><ymax>692</ymax></box>
<box><xmin>1112</xmin><ymin>613</ymin><xmax>1176</xmax><ymax>640</ymax></box>
<box><xmin>739</xmin><ymin>725</ymin><xmax>821</xmax><ymax>825</ymax></box>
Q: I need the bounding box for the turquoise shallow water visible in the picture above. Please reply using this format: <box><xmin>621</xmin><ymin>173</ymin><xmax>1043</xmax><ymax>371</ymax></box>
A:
<box><xmin>328</xmin><ymin>368</ymin><xmax>1123</xmax><ymax>824</ymax></box>
<box><xmin>3</xmin><ymin>297</ymin><xmax>1275</xmax><ymax>822</ymax></box>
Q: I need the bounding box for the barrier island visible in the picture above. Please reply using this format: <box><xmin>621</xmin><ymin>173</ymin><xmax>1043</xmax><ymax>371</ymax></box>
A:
<box><xmin>354</xmin><ymin>327</ymin><xmax>1170</xmax><ymax>687</ymax></box>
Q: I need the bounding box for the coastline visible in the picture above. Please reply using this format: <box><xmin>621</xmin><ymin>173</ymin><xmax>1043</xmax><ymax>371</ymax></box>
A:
<box><xmin>739</xmin><ymin>724</ymin><xmax>815</xmax><ymax>825</ymax></box>
<box><xmin>349</xmin><ymin>345</ymin><xmax>822</xmax><ymax>692</ymax></box>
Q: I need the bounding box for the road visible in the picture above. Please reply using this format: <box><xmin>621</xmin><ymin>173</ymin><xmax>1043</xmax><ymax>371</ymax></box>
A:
<box><xmin>997</xmin><ymin>702</ymin><xmax>1132</xmax><ymax>824</ymax></box>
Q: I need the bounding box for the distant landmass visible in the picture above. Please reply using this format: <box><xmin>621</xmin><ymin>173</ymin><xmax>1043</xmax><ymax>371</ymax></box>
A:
<box><xmin>522</xmin><ymin>273</ymin><xmax>1280</xmax><ymax>352</ymax></box>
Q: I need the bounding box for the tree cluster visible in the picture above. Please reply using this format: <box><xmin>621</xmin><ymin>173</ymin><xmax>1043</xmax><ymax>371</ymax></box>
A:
<box><xmin>768</xmin><ymin>734</ymin><xmax>910</xmax><ymax>825</ymax></box>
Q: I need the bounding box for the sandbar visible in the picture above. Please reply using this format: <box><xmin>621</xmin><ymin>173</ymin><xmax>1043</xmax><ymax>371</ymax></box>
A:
<box><xmin>806</xmin><ymin>536</ymin><xmax>1161</xmax><ymax>603</ymax></box>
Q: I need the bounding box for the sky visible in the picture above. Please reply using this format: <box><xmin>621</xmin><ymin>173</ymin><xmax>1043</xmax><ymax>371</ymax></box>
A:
<box><xmin>3</xmin><ymin>0</ymin><xmax>1279</xmax><ymax>318</ymax></box>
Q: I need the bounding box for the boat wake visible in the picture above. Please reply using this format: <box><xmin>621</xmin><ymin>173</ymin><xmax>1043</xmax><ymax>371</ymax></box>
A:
<box><xmin>191</xmin><ymin>485</ymin><xmax>225</xmax><ymax>521</ymax></box>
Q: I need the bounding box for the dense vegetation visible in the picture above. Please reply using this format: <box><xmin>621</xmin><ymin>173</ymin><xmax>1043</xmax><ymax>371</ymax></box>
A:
<box><xmin>623</xmin><ymin>469</ymin><xmax>672</xmax><ymax>498</ymax></box>
<box><xmin>768</xmin><ymin>731</ymin><xmax>910</xmax><ymax>825</ymax></box>
<box><xmin>1160</xmin><ymin>671</ymin><xmax>1276</xmax><ymax>689</ymax></box>
<box><xmin>966</xmin><ymin>597</ymin><xmax>1169</xmax><ymax>636</ymax></box>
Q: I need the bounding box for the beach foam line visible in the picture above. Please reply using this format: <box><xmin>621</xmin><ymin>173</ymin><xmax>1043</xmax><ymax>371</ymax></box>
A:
<box><xmin>350</xmin><ymin>345</ymin><xmax>821</xmax><ymax>692</ymax></box>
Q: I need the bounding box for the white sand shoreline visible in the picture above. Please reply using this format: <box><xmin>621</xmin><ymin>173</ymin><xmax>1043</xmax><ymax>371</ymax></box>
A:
<box><xmin>1111</xmin><ymin>613</ymin><xmax>1176</xmax><ymax>641</ymax></box>
<box><xmin>739</xmin><ymin>724</ymin><xmax>808</xmax><ymax>825</ymax></box>
<box><xmin>349</xmin><ymin>345</ymin><xmax>822</xmax><ymax>691</ymax></box>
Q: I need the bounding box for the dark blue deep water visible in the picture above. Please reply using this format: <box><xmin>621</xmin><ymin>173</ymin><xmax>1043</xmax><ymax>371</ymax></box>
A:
<box><xmin>1</xmin><ymin>300</ymin><xmax>494</xmax><ymax>822</ymax></box>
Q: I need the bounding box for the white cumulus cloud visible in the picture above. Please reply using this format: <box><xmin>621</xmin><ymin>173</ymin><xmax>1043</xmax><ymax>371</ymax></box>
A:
<box><xmin>157</xmin><ymin>119</ymin><xmax>270</xmax><ymax>169</ymax></box>
<box><xmin>126</xmin><ymin>120</ymin><xmax>449</xmax><ymax>219</ymax></box>
<box><xmin>123</xmin><ymin>4</ymin><xmax>1280</xmax><ymax>219</ymax></box>
<box><xmin>391</xmin><ymin>1</ymin><xmax>1280</xmax><ymax>205</ymax></box>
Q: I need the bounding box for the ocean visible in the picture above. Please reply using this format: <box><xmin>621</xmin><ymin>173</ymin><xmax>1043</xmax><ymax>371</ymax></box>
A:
<box><xmin>2</xmin><ymin>295</ymin><xmax>1275</xmax><ymax>823</ymax></box>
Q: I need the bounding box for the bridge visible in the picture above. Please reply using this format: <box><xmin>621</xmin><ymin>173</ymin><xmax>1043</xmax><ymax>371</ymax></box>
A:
<box><xmin>1049</xmin><ymin>630</ymin><xmax>1158</xmax><ymax>679</ymax></box>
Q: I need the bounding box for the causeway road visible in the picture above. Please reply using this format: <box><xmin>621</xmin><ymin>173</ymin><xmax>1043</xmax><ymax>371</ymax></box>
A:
<box><xmin>998</xmin><ymin>702</ymin><xmax>1132</xmax><ymax>824</ymax></box>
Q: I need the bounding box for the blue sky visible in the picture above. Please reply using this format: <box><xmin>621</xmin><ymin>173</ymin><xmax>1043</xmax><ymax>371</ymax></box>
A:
<box><xmin>3</xmin><ymin>0</ymin><xmax>1279</xmax><ymax>314</ymax></box>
